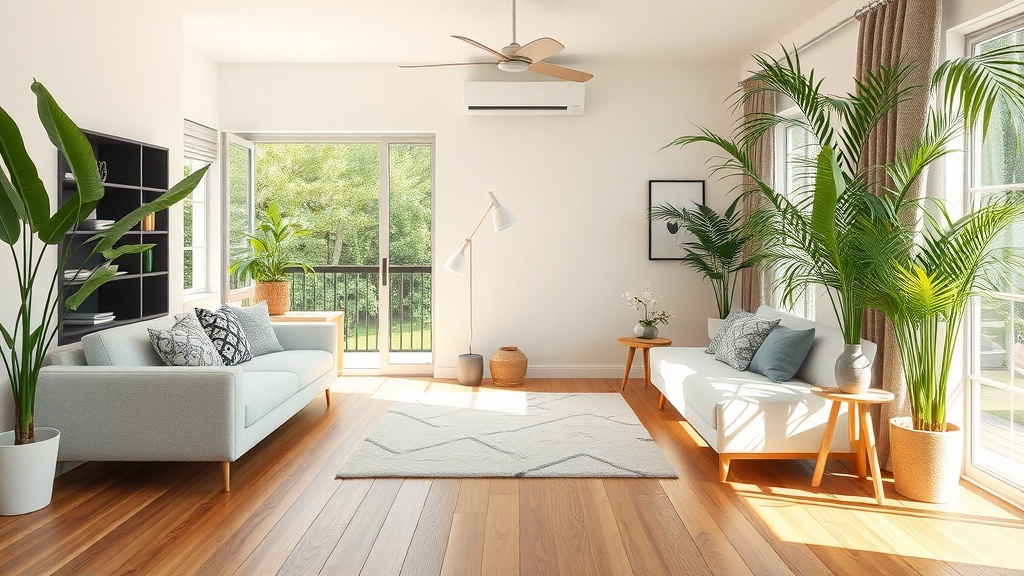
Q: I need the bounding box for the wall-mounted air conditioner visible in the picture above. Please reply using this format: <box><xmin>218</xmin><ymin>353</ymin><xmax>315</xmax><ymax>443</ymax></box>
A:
<box><xmin>464</xmin><ymin>82</ymin><xmax>585</xmax><ymax>116</ymax></box>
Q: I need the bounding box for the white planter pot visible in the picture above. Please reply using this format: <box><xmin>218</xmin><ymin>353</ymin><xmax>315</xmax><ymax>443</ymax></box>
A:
<box><xmin>707</xmin><ymin>318</ymin><xmax>725</xmax><ymax>341</ymax></box>
<box><xmin>0</xmin><ymin>428</ymin><xmax>60</xmax><ymax>515</ymax></box>
<box><xmin>890</xmin><ymin>417</ymin><xmax>962</xmax><ymax>503</ymax></box>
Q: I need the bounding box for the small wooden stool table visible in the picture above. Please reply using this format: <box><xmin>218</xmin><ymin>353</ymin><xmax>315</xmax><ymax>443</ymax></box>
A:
<box><xmin>617</xmin><ymin>337</ymin><xmax>672</xmax><ymax>398</ymax></box>
<box><xmin>810</xmin><ymin>386</ymin><xmax>895</xmax><ymax>505</ymax></box>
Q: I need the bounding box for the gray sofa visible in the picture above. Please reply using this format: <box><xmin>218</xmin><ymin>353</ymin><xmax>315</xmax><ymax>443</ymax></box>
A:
<box><xmin>35</xmin><ymin>315</ymin><xmax>338</xmax><ymax>491</ymax></box>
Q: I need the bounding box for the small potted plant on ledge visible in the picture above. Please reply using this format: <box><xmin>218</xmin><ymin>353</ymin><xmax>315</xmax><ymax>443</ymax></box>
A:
<box><xmin>622</xmin><ymin>285</ymin><xmax>674</xmax><ymax>339</ymax></box>
<box><xmin>0</xmin><ymin>82</ymin><xmax>207</xmax><ymax>515</ymax></box>
<box><xmin>650</xmin><ymin>196</ymin><xmax>761</xmax><ymax>339</ymax></box>
<box><xmin>229</xmin><ymin>202</ymin><xmax>315</xmax><ymax>315</ymax></box>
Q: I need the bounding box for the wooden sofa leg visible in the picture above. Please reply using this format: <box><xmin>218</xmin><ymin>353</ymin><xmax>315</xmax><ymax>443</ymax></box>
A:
<box><xmin>719</xmin><ymin>456</ymin><xmax>731</xmax><ymax>483</ymax></box>
<box><xmin>326</xmin><ymin>389</ymin><xmax>332</xmax><ymax>407</ymax></box>
<box><xmin>222</xmin><ymin>461</ymin><xmax>231</xmax><ymax>492</ymax></box>
<box><xmin>658</xmin><ymin>394</ymin><xmax>666</xmax><ymax>410</ymax></box>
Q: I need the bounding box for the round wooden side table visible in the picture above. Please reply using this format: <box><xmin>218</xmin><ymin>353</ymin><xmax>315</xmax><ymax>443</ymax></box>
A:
<box><xmin>617</xmin><ymin>337</ymin><xmax>672</xmax><ymax>398</ymax></box>
<box><xmin>810</xmin><ymin>386</ymin><xmax>895</xmax><ymax>505</ymax></box>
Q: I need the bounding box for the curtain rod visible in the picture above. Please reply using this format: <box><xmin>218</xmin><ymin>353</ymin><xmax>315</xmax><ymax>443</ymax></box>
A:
<box><xmin>737</xmin><ymin>0</ymin><xmax>887</xmax><ymax>86</ymax></box>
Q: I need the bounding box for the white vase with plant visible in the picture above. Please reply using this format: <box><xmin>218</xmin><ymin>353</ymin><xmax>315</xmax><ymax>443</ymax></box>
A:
<box><xmin>623</xmin><ymin>285</ymin><xmax>673</xmax><ymax>339</ymax></box>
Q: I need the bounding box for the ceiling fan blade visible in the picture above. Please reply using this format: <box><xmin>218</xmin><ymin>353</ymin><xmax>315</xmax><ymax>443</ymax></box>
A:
<box><xmin>452</xmin><ymin>35</ymin><xmax>508</xmax><ymax>60</ymax></box>
<box><xmin>511</xmin><ymin>37</ymin><xmax>564</xmax><ymax>63</ymax></box>
<box><xmin>527</xmin><ymin>61</ymin><xmax>593</xmax><ymax>83</ymax></box>
<box><xmin>399</xmin><ymin>62</ymin><xmax>496</xmax><ymax>69</ymax></box>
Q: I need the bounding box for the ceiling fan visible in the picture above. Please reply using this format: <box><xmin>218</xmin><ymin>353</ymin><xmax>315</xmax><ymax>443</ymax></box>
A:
<box><xmin>399</xmin><ymin>0</ymin><xmax>593</xmax><ymax>83</ymax></box>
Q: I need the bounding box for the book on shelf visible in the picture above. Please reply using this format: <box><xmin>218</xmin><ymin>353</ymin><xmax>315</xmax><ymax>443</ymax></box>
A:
<box><xmin>63</xmin><ymin>315</ymin><xmax>116</xmax><ymax>326</ymax></box>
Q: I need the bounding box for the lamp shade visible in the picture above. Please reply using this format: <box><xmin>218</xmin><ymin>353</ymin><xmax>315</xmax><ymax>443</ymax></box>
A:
<box><xmin>488</xmin><ymin>191</ymin><xmax>518</xmax><ymax>231</ymax></box>
<box><xmin>444</xmin><ymin>241</ymin><xmax>470</xmax><ymax>275</ymax></box>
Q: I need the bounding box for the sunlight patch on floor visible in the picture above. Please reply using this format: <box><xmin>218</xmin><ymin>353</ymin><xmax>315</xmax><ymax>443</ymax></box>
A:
<box><xmin>349</xmin><ymin>377</ymin><xmax>532</xmax><ymax>414</ymax></box>
<box><xmin>675</xmin><ymin>420</ymin><xmax>709</xmax><ymax>448</ymax></box>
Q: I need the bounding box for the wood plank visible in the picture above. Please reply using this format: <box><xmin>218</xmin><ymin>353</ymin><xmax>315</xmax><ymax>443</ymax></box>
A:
<box><xmin>319</xmin><ymin>478</ymin><xmax>405</xmax><ymax>574</ymax></box>
<box><xmin>399</xmin><ymin>479</ymin><xmax>461</xmax><ymax>576</ymax></box>
<box><xmin>439</xmin><ymin>480</ymin><xmax>490</xmax><ymax>576</ymax></box>
<box><xmin>360</xmin><ymin>479</ymin><xmax>433</xmax><ymax>576</ymax></box>
<box><xmin>481</xmin><ymin>494</ymin><xmax>519</xmax><ymax>576</ymax></box>
<box><xmin>519</xmin><ymin>480</ymin><xmax>560</xmax><ymax>575</ymax></box>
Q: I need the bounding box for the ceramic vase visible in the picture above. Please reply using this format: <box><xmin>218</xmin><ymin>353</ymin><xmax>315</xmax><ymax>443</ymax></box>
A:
<box><xmin>456</xmin><ymin>353</ymin><xmax>483</xmax><ymax>386</ymax></box>
<box><xmin>835</xmin><ymin>343</ymin><xmax>871</xmax><ymax>393</ymax></box>
<box><xmin>634</xmin><ymin>323</ymin><xmax>658</xmax><ymax>339</ymax></box>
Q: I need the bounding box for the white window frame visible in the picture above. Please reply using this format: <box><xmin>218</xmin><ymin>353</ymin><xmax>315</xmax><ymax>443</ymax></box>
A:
<box><xmin>183</xmin><ymin>157</ymin><xmax>210</xmax><ymax>295</ymax></box>
<box><xmin>772</xmin><ymin>109</ymin><xmax>817</xmax><ymax>320</ymax></box>
<box><xmin>963</xmin><ymin>14</ymin><xmax>1024</xmax><ymax>506</ymax></box>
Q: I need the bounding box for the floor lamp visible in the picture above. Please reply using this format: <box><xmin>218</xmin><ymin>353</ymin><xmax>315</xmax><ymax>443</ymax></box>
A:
<box><xmin>444</xmin><ymin>191</ymin><xmax>518</xmax><ymax>386</ymax></box>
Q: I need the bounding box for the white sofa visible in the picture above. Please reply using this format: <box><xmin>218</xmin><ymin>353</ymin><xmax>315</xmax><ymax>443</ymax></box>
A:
<box><xmin>650</xmin><ymin>306</ymin><xmax>876</xmax><ymax>482</ymax></box>
<box><xmin>35</xmin><ymin>315</ymin><xmax>338</xmax><ymax>491</ymax></box>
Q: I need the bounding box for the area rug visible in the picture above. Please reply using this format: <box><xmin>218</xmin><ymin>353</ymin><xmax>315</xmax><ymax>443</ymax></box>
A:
<box><xmin>336</xmin><ymin>392</ymin><xmax>677</xmax><ymax>478</ymax></box>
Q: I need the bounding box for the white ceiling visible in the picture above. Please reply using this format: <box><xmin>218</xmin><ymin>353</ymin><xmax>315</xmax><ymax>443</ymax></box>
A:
<box><xmin>169</xmin><ymin>0</ymin><xmax>842</xmax><ymax>66</ymax></box>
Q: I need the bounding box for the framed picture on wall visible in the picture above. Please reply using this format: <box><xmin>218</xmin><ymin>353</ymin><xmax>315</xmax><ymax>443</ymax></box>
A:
<box><xmin>648</xmin><ymin>180</ymin><xmax>705</xmax><ymax>260</ymax></box>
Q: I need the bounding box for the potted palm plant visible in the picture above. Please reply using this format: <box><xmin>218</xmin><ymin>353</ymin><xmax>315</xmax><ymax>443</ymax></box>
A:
<box><xmin>229</xmin><ymin>202</ymin><xmax>315</xmax><ymax>315</ymax></box>
<box><xmin>667</xmin><ymin>44</ymin><xmax>1024</xmax><ymax>499</ymax></box>
<box><xmin>0</xmin><ymin>82</ymin><xmax>207</xmax><ymax>515</ymax></box>
<box><xmin>650</xmin><ymin>196</ymin><xmax>761</xmax><ymax>338</ymax></box>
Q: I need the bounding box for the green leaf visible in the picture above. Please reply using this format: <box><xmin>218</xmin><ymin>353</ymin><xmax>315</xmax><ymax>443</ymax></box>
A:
<box><xmin>102</xmin><ymin>243</ymin><xmax>154</xmax><ymax>261</ymax></box>
<box><xmin>0</xmin><ymin>101</ymin><xmax>49</xmax><ymax>230</ymax></box>
<box><xmin>94</xmin><ymin>165</ymin><xmax>209</xmax><ymax>254</ymax></box>
<box><xmin>810</xmin><ymin>145</ymin><xmax>842</xmax><ymax>258</ymax></box>
<box><xmin>38</xmin><ymin>197</ymin><xmax>84</xmax><ymax>244</ymax></box>
<box><xmin>0</xmin><ymin>324</ymin><xmax>13</xmax><ymax>349</ymax></box>
<box><xmin>0</xmin><ymin>169</ymin><xmax>22</xmax><ymax>244</ymax></box>
<box><xmin>31</xmin><ymin>82</ymin><xmax>104</xmax><ymax>207</ymax></box>
<box><xmin>64</xmin><ymin>265</ymin><xmax>117</xmax><ymax>311</ymax></box>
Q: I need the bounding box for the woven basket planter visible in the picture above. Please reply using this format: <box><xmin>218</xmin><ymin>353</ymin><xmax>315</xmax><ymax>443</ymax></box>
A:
<box><xmin>256</xmin><ymin>281</ymin><xmax>291</xmax><ymax>316</ymax></box>
<box><xmin>890</xmin><ymin>416</ymin><xmax>962</xmax><ymax>503</ymax></box>
<box><xmin>490</xmin><ymin>347</ymin><xmax>528</xmax><ymax>387</ymax></box>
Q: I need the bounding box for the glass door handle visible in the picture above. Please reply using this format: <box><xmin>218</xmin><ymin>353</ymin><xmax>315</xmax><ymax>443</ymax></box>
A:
<box><xmin>381</xmin><ymin>257</ymin><xmax>388</xmax><ymax>286</ymax></box>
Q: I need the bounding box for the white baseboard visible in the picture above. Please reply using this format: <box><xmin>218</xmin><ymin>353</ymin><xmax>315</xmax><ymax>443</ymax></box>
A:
<box><xmin>433</xmin><ymin>365</ymin><xmax>647</xmax><ymax>380</ymax></box>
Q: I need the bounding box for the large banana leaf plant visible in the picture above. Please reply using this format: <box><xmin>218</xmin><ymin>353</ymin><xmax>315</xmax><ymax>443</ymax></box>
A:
<box><xmin>650</xmin><ymin>196</ymin><xmax>762</xmax><ymax>319</ymax></box>
<box><xmin>1</xmin><ymin>82</ymin><xmax>208</xmax><ymax>445</ymax></box>
<box><xmin>666</xmin><ymin>45</ymin><xmax>1024</xmax><ymax>431</ymax></box>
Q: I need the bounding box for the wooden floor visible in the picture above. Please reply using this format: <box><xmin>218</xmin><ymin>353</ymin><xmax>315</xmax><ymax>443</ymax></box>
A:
<box><xmin>2</xmin><ymin>377</ymin><xmax>1024</xmax><ymax>575</ymax></box>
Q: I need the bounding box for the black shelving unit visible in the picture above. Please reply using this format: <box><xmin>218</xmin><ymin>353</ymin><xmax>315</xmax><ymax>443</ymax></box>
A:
<box><xmin>58</xmin><ymin>130</ymin><xmax>170</xmax><ymax>345</ymax></box>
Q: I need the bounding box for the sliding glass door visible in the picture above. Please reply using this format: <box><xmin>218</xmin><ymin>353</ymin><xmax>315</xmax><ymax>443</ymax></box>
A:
<box><xmin>224</xmin><ymin>135</ymin><xmax>434</xmax><ymax>373</ymax></box>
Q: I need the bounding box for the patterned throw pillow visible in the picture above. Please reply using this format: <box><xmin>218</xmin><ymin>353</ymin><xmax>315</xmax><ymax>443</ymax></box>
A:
<box><xmin>706</xmin><ymin>310</ymin><xmax>754</xmax><ymax>354</ymax></box>
<box><xmin>227</xmin><ymin>301</ymin><xmax>284</xmax><ymax>356</ymax></box>
<box><xmin>195</xmin><ymin>306</ymin><xmax>253</xmax><ymax>365</ymax></box>
<box><xmin>148</xmin><ymin>313</ymin><xmax>224</xmax><ymax>367</ymax></box>
<box><xmin>714</xmin><ymin>315</ymin><xmax>781</xmax><ymax>371</ymax></box>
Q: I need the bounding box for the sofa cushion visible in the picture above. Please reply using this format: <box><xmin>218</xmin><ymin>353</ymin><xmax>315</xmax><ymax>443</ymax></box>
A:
<box><xmin>195</xmin><ymin>306</ymin><xmax>253</xmax><ymax>366</ymax></box>
<box><xmin>82</xmin><ymin>316</ymin><xmax>176</xmax><ymax>366</ymax></box>
<box><xmin>706</xmin><ymin>310</ymin><xmax>754</xmax><ymax>354</ymax></box>
<box><xmin>243</xmin><ymin>371</ymin><xmax>300</xmax><ymax>427</ymax></box>
<box><xmin>148</xmin><ymin>314</ymin><xmax>225</xmax><ymax>367</ymax></box>
<box><xmin>239</xmin><ymin>349</ymin><xmax>333</xmax><ymax>389</ymax></box>
<box><xmin>748</xmin><ymin>326</ymin><xmax>816</xmax><ymax>382</ymax></box>
<box><xmin>229</xmin><ymin>301</ymin><xmax>284</xmax><ymax>356</ymax></box>
<box><xmin>714</xmin><ymin>315</ymin><xmax>779</xmax><ymax>370</ymax></box>
<box><xmin>755</xmin><ymin>306</ymin><xmax>876</xmax><ymax>386</ymax></box>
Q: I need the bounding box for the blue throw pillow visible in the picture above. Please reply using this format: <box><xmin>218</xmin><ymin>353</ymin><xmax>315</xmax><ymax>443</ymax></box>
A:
<box><xmin>747</xmin><ymin>325</ymin><xmax>816</xmax><ymax>382</ymax></box>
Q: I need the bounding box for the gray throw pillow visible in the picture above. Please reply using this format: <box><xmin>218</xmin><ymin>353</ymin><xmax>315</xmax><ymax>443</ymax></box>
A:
<box><xmin>228</xmin><ymin>301</ymin><xmax>284</xmax><ymax>356</ymax></box>
<box><xmin>148</xmin><ymin>313</ymin><xmax>224</xmax><ymax>367</ymax></box>
<box><xmin>714</xmin><ymin>315</ymin><xmax>780</xmax><ymax>370</ymax></box>
<box><xmin>195</xmin><ymin>306</ymin><xmax>253</xmax><ymax>366</ymax></box>
<box><xmin>706</xmin><ymin>310</ymin><xmax>753</xmax><ymax>354</ymax></box>
<box><xmin>748</xmin><ymin>326</ymin><xmax>816</xmax><ymax>382</ymax></box>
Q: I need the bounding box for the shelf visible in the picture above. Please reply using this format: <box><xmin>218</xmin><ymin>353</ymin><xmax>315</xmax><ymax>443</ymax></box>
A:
<box><xmin>61</xmin><ymin>313</ymin><xmax>169</xmax><ymax>341</ymax></box>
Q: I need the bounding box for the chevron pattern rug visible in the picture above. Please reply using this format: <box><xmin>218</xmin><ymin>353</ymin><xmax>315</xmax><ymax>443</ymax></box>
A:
<box><xmin>336</xmin><ymin>392</ymin><xmax>677</xmax><ymax>478</ymax></box>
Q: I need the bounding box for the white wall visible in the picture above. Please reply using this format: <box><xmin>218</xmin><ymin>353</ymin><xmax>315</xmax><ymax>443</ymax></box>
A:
<box><xmin>183</xmin><ymin>47</ymin><xmax>224</xmax><ymax>311</ymax></box>
<box><xmin>220</xmin><ymin>63</ymin><xmax>738</xmax><ymax>377</ymax></box>
<box><xmin>0</xmin><ymin>0</ymin><xmax>184</xmax><ymax>432</ymax></box>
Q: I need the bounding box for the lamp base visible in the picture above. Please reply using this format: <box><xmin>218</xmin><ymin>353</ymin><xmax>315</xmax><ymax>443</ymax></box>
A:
<box><xmin>456</xmin><ymin>353</ymin><xmax>484</xmax><ymax>386</ymax></box>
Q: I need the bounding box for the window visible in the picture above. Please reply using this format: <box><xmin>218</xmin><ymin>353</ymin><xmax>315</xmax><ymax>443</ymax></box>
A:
<box><xmin>773</xmin><ymin>118</ymin><xmax>819</xmax><ymax>320</ymax></box>
<box><xmin>968</xmin><ymin>22</ymin><xmax>1024</xmax><ymax>496</ymax></box>
<box><xmin>183</xmin><ymin>158</ymin><xmax>208</xmax><ymax>292</ymax></box>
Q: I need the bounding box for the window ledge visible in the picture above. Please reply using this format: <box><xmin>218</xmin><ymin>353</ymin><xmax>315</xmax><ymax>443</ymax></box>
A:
<box><xmin>183</xmin><ymin>291</ymin><xmax>219</xmax><ymax>303</ymax></box>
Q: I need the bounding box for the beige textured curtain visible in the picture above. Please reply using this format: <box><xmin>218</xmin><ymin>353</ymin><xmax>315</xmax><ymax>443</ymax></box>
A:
<box><xmin>740</xmin><ymin>80</ymin><xmax>774</xmax><ymax>313</ymax></box>
<box><xmin>856</xmin><ymin>0</ymin><xmax>941</xmax><ymax>468</ymax></box>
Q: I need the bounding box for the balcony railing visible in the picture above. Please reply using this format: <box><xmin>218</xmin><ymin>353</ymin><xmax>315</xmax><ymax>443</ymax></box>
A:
<box><xmin>286</xmin><ymin>265</ymin><xmax>431</xmax><ymax>353</ymax></box>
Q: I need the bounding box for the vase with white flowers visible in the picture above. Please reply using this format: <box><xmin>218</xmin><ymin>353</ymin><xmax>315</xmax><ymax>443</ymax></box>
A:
<box><xmin>622</xmin><ymin>286</ymin><xmax>674</xmax><ymax>339</ymax></box>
